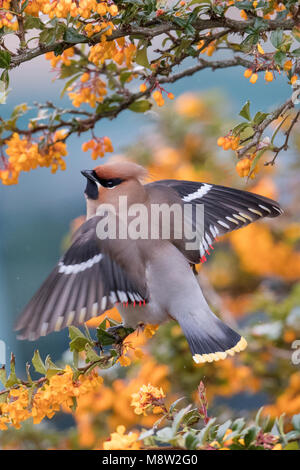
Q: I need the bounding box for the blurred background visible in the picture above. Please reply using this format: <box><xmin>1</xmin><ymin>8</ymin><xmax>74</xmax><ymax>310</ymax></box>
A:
<box><xmin>1</xmin><ymin>53</ymin><xmax>300</xmax><ymax>448</ymax></box>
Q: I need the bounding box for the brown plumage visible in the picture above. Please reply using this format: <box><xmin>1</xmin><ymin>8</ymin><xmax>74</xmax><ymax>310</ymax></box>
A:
<box><xmin>94</xmin><ymin>160</ymin><xmax>147</xmax><ymax>182</ymax></box>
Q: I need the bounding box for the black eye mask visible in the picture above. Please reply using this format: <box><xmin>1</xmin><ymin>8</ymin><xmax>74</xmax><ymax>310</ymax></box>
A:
<box><xmin>85</xmin><ymin>178</ymin><xmax>98</xmax><ymax>200</ymax></box>
<box><xmin>85</xmin><ymin>171</ymin><xmax>124</xmax><ymax>199</ymax></box>
<box><xmin>98</xmin><ymin>177</ymin><xmax>123</xmax><ymax>188</ymax></box>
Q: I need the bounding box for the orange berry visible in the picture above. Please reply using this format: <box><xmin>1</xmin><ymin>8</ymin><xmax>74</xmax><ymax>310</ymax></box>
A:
<box><xmin>167</xmin><ymin>92</ymin><xmax>174</xmax><ymax>100</ymax></box>
<box><xmin>109</xmin><ymin>5</ymin><xmax>118</xmax><ymax>16</ymax></box>
<box><xmin>236</xmin><ymin>160</ymin><xmax>245</xmax><ymax>176</ymax></box>
<box><xmin>265</xmin><ymin>70</ymin><xmax>273</xmax><ymax>82</ymax></box>
<box><xmin>152</xmin><ymin>90</ymin><xmax>164</xmax><ymax>106</ymax></box>
<box><xmin>249</xmin><ymin>73</ymin><xmax>258</xmax><ymax>84</ymax></box>
<box><xmin>291</xmin><ymin>75</ymin><xmax>298</xmax><ymax>84</ymax></box>
<box><xmin>217</xmin><ymin>137</ymin><xmax>225</xmax><ymax>147</ymax></box>
<box><xmin>284</xmin><ymin>60</ymin><xmax>292</xmax><ymax>71</ymax></box>
<box><xmin>140</xmin><ymin>83</ymin><xmax>147</xmax><ymax>92</ymax></box>
<box><xmin>244</xmin><ymin>68</ymin><xmax>252</xmax><ymax>79</ymax></box>
<box><xmin>257</xmin><ymin>43</ymin><xmax>265</xmax><ymax>55</ymax></box>
<box><xmin>240</xmin><ymin>10</ymin><xmax>248</xmax><ymax>20</ymax></box>
<box><xmin>206</xmin><ymin>45</ymin><xmax>215</xmax><ymax>57</ymax></box>
<box><xmin>223</xmin><ymin>139</ymin><xmax>231</xmax><ymax>150</ymax></box>
<box><xmin>231</xmin><ymin>137</ymin><xmax>240</xmax><ymax>150</ymax></box>
<box><xmin>80</xmin><ymin>72</ymin><xmax>90</xmax><ymax>83</ymax></box>
<box><xmin>236</xmin><ymin>158</ymin><xmax>251</xmax><ymax>177</ymax></box>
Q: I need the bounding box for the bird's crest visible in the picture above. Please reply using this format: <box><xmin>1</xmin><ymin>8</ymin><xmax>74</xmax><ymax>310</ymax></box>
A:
<box><xmin>94</xmin><ymin>160</ymin><xmax>147</xmax><ymax>183</ymax></box>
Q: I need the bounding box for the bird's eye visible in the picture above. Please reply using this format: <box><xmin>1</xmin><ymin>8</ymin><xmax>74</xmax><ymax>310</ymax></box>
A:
<box><xmin>100</xmin><ymin>177</ymin><xmax>123</xmax><ymax>188</ymax></box>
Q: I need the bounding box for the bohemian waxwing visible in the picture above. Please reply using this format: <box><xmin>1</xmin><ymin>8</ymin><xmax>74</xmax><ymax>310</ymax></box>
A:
<box><xmin>15</xmin><ymin>161</ymin><xmax>283</xmax><ymax>364</ymax></box>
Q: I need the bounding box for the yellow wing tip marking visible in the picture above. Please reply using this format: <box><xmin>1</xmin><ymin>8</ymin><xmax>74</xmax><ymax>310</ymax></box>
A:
<box><xmin>193</xmin><ymin>337</ymin><xmax>247</xmax><ymax>364</ymax></box>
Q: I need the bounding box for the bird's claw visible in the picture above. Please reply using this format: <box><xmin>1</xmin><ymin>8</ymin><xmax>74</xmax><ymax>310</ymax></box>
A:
<box><xmin>106</xmin><ymin>325</ymin><xmax>134</xmax><ymax>344</ymax></box>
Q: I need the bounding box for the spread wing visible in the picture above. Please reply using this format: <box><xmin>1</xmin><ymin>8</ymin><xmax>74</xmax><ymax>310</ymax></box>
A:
<box><xmin>15</xmin><ymin>216</ymin><xmax>148</xmax><ymax>340</ymax></box>
<box><xmin>146</xmin><ymin>179</ymin><xmax>283</xmax><ymax>263</ymax></box>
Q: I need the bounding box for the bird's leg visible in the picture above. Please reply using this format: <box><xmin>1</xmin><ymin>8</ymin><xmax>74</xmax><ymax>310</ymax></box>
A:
<box><xmin>192</xmin><ymin>264</ymin><xmax>198</xmax><ymax>276</ymax></box>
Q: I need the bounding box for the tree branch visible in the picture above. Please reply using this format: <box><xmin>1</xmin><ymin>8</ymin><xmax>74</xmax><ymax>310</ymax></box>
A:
<box><xmin>8</xmin><ymin>17</ymin><xmax>295</xmax><ymax>69</ymax></box>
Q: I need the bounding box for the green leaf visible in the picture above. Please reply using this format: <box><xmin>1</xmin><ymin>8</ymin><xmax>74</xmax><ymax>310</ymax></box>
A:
<box><xmin>185</xmin><ymin>432</ymin><xmax>199</xmax><ymax>450</ymax></box>
<box><xmin>182</xmin><ymin>409</ymin><xmax>201</xmax><ymax>426</ymax></box>
<box><xmin>239</xmin><ymin>100</ymin><xmax>251</xmax><ymax>121</ymax></box>
<box><xmin>250</xmin><ymin>147</ymin><xmax>269</xmax><ymax>174</ymax></box>
<box><xmin>96</xmin><ymin>328</ymin><xmax>117</xmax><ymax>346</ymax></box>
<box><xmin>120</xmin><ymin>71</ymin><xmax>132</xmax><ymax>85</ymax></box>
<box><xmin>274</xmin><ymin>51</ymin><xmax>286</xmax><ymax>67</ymax></box>
<box><xmin>240</xmin><ymin>33</ymin><xmax>259</xmax><ymax>53</ymax></box>
<box><xmin>69</xmin><ymin>325</ymin><xmax>86</xmax><ymax>341</ymax></box>
<box><xmin>232</xmin><ymin>122</ymin><xmax>252</xmax><ymax>135</ymax></box>
<box><xmin>60</xmin><ymin>73</ymin><xmax>81</xmax><ymax>98</ymax></box>
<box><xmin>216</xmin><ymin>419</ymin><xmax>232</xmax><ymax>442</ymax></box>
<box><xmin>0</xmin><ymin>392</ymin><xmax>8</xmax><ymax>403</ymax></box>
<box><xmin>270</xmin><ymin>30</ymin><xmax>283</xmax><ymax>49</ymax></box>
<box><xmin>172</xmin><ymin>405</ymin><xmax>192</xmax><ymax>433</ymax></box>
<box><xmin>69</xmin><ymin>332</ymin><xmax>92</xmax><ymax>352</ymax></box>
<box><xmin>84</xmin><ymin>344</ymin><xmax>101</xmax><ymax>363</ymax></box>
<box><xmin>135</xmin><ymin>45</ymin><xmax>150</xmax><ymax>69</ymax></box>
<box><xmin>253</xmin><ymin>111</ymin><xmax>269</xmax><ymax>126</ymax></box>
<box><xmin>26</xmin><ymin>363</ymin><xmax>33</xmax><ymax>385</ymax></box>
<box><xmin>244</xmin><ymin>426</ymin><xmax>258</xmax><ymax>448</ymax></box>
<box><xmin>139</xmin><ymin>428</ymin><xmax>154</xmax><ymax>441</ymax></box>
<box><xmin>0</xmin><ymin>366</ymin><xmax>7</xmax><ymax>386</ymax></box>
<box><xmin>292</xmin><ymin>28</ymin><xmax>300</xmax><ymax>43</ymax></box>
<box><xmin>255</xmin><ymin>407</ymin><xmax>264</xmax><ymax>426</ymax></box>
<box><xmin>169</xmin><ymin>396</ymin><xmax>186</xmax><ymax>414</ymax></box>
<box><xmin>156</xmin><ymin>426</ymin><xmax>174</xmax><ymax>443</ymax></box>
<box><xmin>129</xmin><ymin>100</ymin><xmax>151</xmax><ymax>113</ymax></box>
<box><xmin>0</xmin><ymin>69</ymin><xmax>9</xmax><ymax>89</ymax></box>
<box><xmin>285</xmin><ymin>430</ymin><xmax>300</xmax><ymax>441</ymax></box>
<box><xmin>284</xmin><ymin>441</ymin><xmax>299</xmax><ymax>450</ymax></box>
<box><xmin>39</xmin><ymin>28</ymin><xmax>57</xmax><ymax>45</ymax></box>
<box><xmin>45</xmin><ymin>356</ymin><xmax>63</xmax><ymax>379</ymax></box>
<box><xmin>232</xmin><ymin>417</ymin><xmax>245</xmax><ymax>432</ymax></box>
<box><xmin>198</xmin><ymin>417</ymin><xmax>217</xmax><ymax>445</ymax></box>
<box><xmin>292</xmin><ymin>47</ymin><xmax>300</xmax><ymax>57</ymax></box>
<box><xmin>54</xmin><ymin>44</ymin><xmax>65</xmax><ymax>57</ymax></box>
<box><xmin>21</xmin><ymin>0</ymin><xmax>29</xmax><ymax>11</ymax></box>
<box><xmin>0</xmin><ymin>51</ymin><xmax>11</xmax><ymax>69</ymax></box>
<box><xmin>63</xmin><ymin>27</ymin><xmax>87</xmax><ymax>44</ymax></box>
<box><xmin>32</xmin><ymin>350</ymin><xmax>47</xmax><ymax>375</ymax></box>
<box><xmin>5</xmin><ymin>354</ymin><xmax>20</xmax><ymax>387</ymax></box>
<box><xmin>24</xmin><ymin>16</ymin><xmax>44</xmax><ymax>30</ymax></box>
<box><xmin>292</xmin><ymin>413</ymin><xmax>300</xmax><ymax>431</ymax></box>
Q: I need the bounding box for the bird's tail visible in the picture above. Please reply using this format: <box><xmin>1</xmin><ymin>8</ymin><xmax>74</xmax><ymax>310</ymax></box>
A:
<box><xmin>177</xmin><ymin>309</ymin><xmax>247</xmax><ymax>364</ymax></box>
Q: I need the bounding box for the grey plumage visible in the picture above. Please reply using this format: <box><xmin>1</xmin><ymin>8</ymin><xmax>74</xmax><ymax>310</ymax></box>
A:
<box><xmin>15</xmin><ymin>161</ymin><xmax>282</xmax><ymax>362</ymax></box>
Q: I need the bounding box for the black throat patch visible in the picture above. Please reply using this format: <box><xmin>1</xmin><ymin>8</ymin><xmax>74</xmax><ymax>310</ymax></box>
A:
<box><xmin>85</xmin><ymin>179</ymin><xmax>98</xmax><ymax>200</ymax></box>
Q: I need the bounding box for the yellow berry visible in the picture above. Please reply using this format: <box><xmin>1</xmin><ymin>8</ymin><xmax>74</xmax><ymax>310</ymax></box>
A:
<box><xmin>223</xmin><ymin>140</ymin><xmax>231</xmax><ymax>150</ymax></box>
<box><xmin>284</xmin><ymin>60</ymin><xmax>292</xmax><ymax>71</ymax></box>
<box><xmin>80</xmin><ymin>72</ymin><xmax>90</xmax><ymax>83</ymax></box>
<box><xmin>257</xmin><ymin>43</ymin><xmax>265</xmax><ymax>55</ymax></box>
<box><xmin>265</xmin><ymin>70</ymin><xmax>273</xmax><ymax>82</ymax></box>
<box><xmin>250</xmin><ymin>73</ymin><xmax>258</xmax><ymax>84</ymax></box>
<box><xmin>291</xmin><ymin>75</ymin><xmax>298</xmax><ymax>84</ymax></box>
<box><xmin>240</xmin><ymin>10</ymin><xmax>248</xmax><ymax>20</ymax></box>
<box><xmin>244</xmin><ymin>68</ymin><xmax>252</xmax><ymax>79</ymax></box>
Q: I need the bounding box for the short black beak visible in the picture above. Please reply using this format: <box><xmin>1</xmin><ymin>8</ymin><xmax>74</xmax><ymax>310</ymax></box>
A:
<box><xmin>81</xmin><ymin>169</ymin><xmax>98</xmax><ymax>183</ymax></box>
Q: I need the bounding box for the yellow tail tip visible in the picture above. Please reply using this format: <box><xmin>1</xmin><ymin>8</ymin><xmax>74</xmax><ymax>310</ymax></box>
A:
<box><xmin>193</xmin><ymin>336</ymin><xmax>248</xmax><ymax>364</ymax></box>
